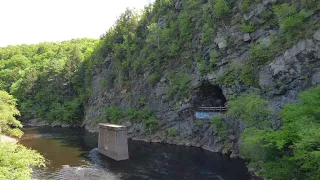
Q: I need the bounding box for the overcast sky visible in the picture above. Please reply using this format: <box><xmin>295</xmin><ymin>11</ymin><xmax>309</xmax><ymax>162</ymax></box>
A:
<box><xmin>0</xmin><ymin>0</ymin><xmax>153</xmax><ymax>47</ymax></box>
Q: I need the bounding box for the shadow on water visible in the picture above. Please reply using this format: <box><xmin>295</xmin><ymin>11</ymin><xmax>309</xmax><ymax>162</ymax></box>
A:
<box><xmin>20</xmin><ymin>127</ymin><xmax>254</xmax><ymax>180</ymax></box>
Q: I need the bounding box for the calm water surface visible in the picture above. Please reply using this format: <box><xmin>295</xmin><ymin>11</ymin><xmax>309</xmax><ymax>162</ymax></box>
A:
<box><xmin>20</xmin><ymin>127</ymin><xmax>254</xmax><ymax>180</ymax></box>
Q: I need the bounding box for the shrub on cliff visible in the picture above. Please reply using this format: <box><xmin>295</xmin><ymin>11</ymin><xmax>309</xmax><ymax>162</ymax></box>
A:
<box><xmin>274</xmin><ymin>3</ymin><xmax>312</xmax><ymax>39</ymax></box>
<box><xmin>213</xmin><ymin>0</ymin><xmax>230</xmax><ymax>20</ymax></box>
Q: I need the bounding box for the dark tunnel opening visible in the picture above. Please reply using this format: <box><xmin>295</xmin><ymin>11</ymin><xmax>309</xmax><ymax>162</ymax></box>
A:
<box><xmin>191</xmin><ymin>81</ymin><xmax>227</xmax><ymax>110</ymax></box>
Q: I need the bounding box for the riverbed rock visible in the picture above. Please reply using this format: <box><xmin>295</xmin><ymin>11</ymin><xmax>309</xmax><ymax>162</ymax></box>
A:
<box><xmin>0</xmin><ymin>135</ymin><xmax>17</xmax><ymax>143</ymax></box>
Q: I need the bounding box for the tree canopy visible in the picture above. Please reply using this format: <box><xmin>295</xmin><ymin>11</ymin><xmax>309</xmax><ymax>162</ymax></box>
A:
<box><xmin>226</xmin><ymin>87</ymin><xmax>320</xmax><ymax>180</ymax></box>
<box><xmin>0</xmin><ymin>90</ymin><xmax>45</xmax><ymax>180</ymax></box>
<box><xmin>0</xmin><ymin>39</ymin><xmax>98</xmax><ymax>124</ymax></box>
<box><xmin>0</xmin><ymin>90</ymin><xmax>23</xmax><ymax>137</ymax></box>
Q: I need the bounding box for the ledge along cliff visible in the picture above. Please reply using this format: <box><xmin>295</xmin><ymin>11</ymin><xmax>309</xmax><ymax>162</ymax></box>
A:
<box><xmin>83</xmin><ymin>0</ymin><xmax>320</xmax><ymax>158</ymax></box>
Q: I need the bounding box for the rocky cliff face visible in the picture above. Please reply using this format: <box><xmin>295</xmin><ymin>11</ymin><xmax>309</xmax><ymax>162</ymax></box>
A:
<box><xmin>83</xmin><ymin>0</ymin><xmax>320</xmax><ymax>157</ymax></box>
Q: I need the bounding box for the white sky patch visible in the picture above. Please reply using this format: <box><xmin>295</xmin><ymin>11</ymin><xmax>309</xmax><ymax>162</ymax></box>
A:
<box><xmin>0</xmin><ymin>0</ymin><xmax>153</xmax><ymax>47</ymax></box>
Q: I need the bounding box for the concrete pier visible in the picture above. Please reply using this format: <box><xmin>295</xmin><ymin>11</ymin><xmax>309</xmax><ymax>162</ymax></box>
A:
<box><xmin>98</xmin><ymin>123</ymin><xmax>129</xmax><ymax>161</ymax></box>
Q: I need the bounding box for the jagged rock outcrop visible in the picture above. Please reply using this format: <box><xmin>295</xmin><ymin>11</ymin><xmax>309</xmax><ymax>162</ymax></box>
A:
<box><xmin>83</xmin><ymin>0</ymin><xmax>320</xmax><ymax>157</ymax></box>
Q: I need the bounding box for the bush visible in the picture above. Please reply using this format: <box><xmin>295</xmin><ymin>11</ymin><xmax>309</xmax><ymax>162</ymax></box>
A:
<box><xmin>273</xmin><ymin>3</ymin><xmax>312</xmax><ymax>38</ymax></box>
<box><xmin>148</xmin><ymin>72</ymin><xmax>161</xmax><ymax>86</ymax></box>
<box><xmin>196</xmin><ymin>121</ymin><xmax>204</xmax><ymax>127</ymax></box>
<box><xmin>104</xmin><ymin>107</ymin><xmax>123</xmax><ymax>124</ymax></box>
<box><xmin>240</xmin><ymin>65</ymin><xmax>258</xmax><ymax>87</ymax></box>
<box><xmin>202</xmin><ymin>23</ymin><xmax>214</xmax><ymax>45</ymax></box>
<box><xmin>241</xmin><ymin>19</ymin><xmax>255</xmax><ymax>33</ymax></box>
<box><xmin>167</xmin><ymin>128</ymin><xmax>177</xmax><ymax>137</ymax></box>
<box><xmin>248</xmin><ymin>42</ymin><xmax>271</xmax><ymax>66</ymax></box>
<box><xmin>240</xmin><ymin>0</ymin><xmax>259</xmax><ymax>13</ymax></box>
<box><xmin>226</xmin><ymin>93</ymin><xmax>271</xmax><ymax>127</ymax></box>
<box><xmin>166</xmin><ymin>72</ymin><xmax>191</xmax><ymax>101</ymax></box>
<box><xmin>211</xmin><ymin>115</ymin><xmax>228</xmax><ymax>138</ymax></box>
<box><xmin>143</xmin><ymin>116</ymin><xmax>158</xmax><ymax>133</ymax></box>
<box><xmin>209</xmin><ymin>50</ymin><xmax>218</xmax><ymax>67</ymax></box>
<box><xmin>236</xmin><ymin>87</ymin><xmax>320</xmax><ymax>180</ymax></box>
<box><xmin>198</xmin><ymin>60</ymin><xmax>208</xmax><ymax>75</ymax></box>
<box><xmin>213</xmin><ymin>0</ymin><xmax>230</xmax><ymax>20</ymax></box>
<box><xmin>216</xmin><ymin>64</ymin><xmax>242</xmax><ymax>85</ymax></box>
<box><xmin>300</xmin><ymin>0</ymin><xmax>319</xmax><ymax>10</ymax></box>
<box><xmin>137</xmin><ymin>97</ymin><xmax>147</xmax><ymax>107</ymax></box>
<box><xmin>103</xmin><ymin>107</ymin><xmax>158</xmax><ymax>132</ymax></box>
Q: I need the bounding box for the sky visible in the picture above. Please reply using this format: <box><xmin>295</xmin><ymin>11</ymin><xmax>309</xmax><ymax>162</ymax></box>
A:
<box><xmin>0</xmin><ymin>0</ymin><xmax>153</xmax><ymax>47</ymax></box>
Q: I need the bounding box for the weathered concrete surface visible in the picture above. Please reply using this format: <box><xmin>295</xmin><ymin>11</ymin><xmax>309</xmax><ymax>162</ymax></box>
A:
<box><xmin>98</xmin><ymin>123</ymin><xmax>129</xmax><ymax>161</ymax></box>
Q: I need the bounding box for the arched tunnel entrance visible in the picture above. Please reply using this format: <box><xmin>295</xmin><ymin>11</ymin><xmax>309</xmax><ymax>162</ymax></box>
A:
<box><xmin>191</xmin><ymin>81</ymin><xmax>227</xmax><ymax>119</ymax></box>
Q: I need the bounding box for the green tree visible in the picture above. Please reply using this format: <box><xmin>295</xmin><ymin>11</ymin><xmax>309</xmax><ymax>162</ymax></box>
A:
<box><xmin>0</xmin><ymin>91</ymin><xmax>23</xmax><ymax>137</ymax></box>
<box><xmin>0</xmin><ymin>90</ymin><xmax>45</xmax><ymax>180</ymax></box>
<box><xmin>234</xmin><ymin>87</ymin><xmax>320</xmax><ymax>180</ymax></box>
<box><xmin>226</xmin><ymin>93</ymin><xmax>271</xmax><ymax>127</ymax></box>
<box><xmin>0</xmin><ymin>142</ymin><xmax>45</xmax><ymax>180</ymax></box>
<box><xmin>0</xmin><ymin>39</ymin><xmax>98</xmax><ymax>124</ymax></box>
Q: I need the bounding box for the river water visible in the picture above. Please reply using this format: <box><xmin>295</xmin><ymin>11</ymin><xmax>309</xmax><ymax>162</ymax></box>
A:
<box><xmin>20</xmin><ymin>127</ymin><xmax>255</xmax><ymax>180</ymax></box>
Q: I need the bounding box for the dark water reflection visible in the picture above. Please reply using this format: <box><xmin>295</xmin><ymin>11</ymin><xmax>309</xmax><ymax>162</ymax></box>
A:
<box><xmin>20</xmin><ymin>127</ymin><xmax>254</xmax><ymax>180</ymax></box>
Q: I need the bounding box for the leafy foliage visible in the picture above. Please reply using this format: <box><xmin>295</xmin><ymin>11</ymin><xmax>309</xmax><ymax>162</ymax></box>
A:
<box><xmin>0</xmin><ymin>39</ymin><xmax>98</xmax><ymax>124</ymax></box>
<box><xmin>0</xmin><ymin>142</ymin><xmax>45</xmax><ymax>180</ymax></box>
<box><xmin>166</xmin><ymin>72</ymin><xmax>191</xmax><ymax>101</ymax></box>
<box><xmin>0</xmin><ymin>91</ymin><xmax>23</xmax><ymax>137</ymax></box>
<box><xmin>226</xmin><ymin>93</ymin><xmax>271</xmax><ymax>128</ymax></box>
<box><xmin>273</xmin><ymin>3</ymin><xmax>312</xmax><ymax>39</ymax></box>
<box><xmin>211</xmin><ymin>115</ymin><xmax>228</xmax><ymax>138</ymax></box>
<box><xmin>148</xmin><ymin>72</ymin><xmax>161</xmax><ymax>86</ymax></box>
<box><xmin>230</xmin><ymin>87</ymin><xmax>320</xmax><ymax>180</ymax></box>
<box><xmin>216</xmin><ymin>64</ymin><xmax>242</xmax><ymax>85</ymax></box>
<box><xmin>102</xmin><ymin>107</ymin><xmax>158</xmax><ymax>133</ymax></box>
<box><xmin>213</xmin><ymin>0</ymin><xmax>230</xmax><ymax>20</ymax></box>
<box><xmin>240</xmin><ymin>0</ymin><xmax>259</xmax><ymax>13</ymax></box>
<box><xmin>166</xmin><ymin>127</ymin><xmax>177</xmax><ymax>137</ymax></box>
<box><xmin>0</xmin><ymin>91</ymin><xmax>45</xmax><ymax>180</ymax></box>
<box><xmin>241</xmin><ymin>19</ymin><xmax>255</xmax><ymax>33</ymax></box>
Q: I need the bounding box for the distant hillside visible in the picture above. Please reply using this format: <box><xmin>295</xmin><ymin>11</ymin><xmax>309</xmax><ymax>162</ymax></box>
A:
<box><xmin>0</xmin><ymin>39</ymin><xmax>98</xmax><ymax>124</ymax></box>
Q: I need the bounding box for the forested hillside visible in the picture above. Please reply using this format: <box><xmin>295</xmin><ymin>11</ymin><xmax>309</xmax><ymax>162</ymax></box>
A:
<box><xmin>0</xmin><ymin>39</ymin><xmax>98</xmax><ymax>124</ymax></box>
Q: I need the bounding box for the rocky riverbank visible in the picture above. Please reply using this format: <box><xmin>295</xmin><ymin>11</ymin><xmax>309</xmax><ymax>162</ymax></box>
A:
<box><xmin>0</xmin><ymin>135</ymin><xmax>17</xmax><ymax>143</ymax></box>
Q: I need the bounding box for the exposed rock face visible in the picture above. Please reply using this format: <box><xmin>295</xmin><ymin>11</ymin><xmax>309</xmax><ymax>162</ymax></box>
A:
<box><xmin>260</xmin><ymin>38</ymin><xmax>320</xmax><ymax>112</ymax></box>
<box><xmin>23</xmin><ymin>119</ymin><xmax>72</xmax><ymax>128</ymax></box>
<box><xmin>83</xmin><ymin>0</ymin><xmax>320</xmax><ymax>157</ymax></box>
